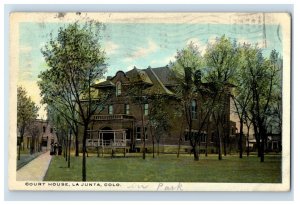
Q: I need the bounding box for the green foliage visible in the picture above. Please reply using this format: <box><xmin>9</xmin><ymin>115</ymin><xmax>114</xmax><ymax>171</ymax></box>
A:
<box><xmin>17</xmin><ymin>86</ymin><xmax>39</xmax><ymax>137</ymax></box>
<box><xmin>242</xmin><ymin>46</ymin><xmax>281</xmax><ymax>125</ymax></box>
<box><xmin>170</xmin><ymin>35</ymin><xmax>282</xmax><ymax>161</ymax></box>
<box><xmin>38</xmin><ymin>21</ymin><xmax>108</xmax><ymax>180</ymax></box>
<box><xmin>148</xmin><ymin>95</ymin><xmax>174</xmax><ymax>142</ymax></box>
<box><xmin>204</xmin><ymin>35</ymin><xmax>240</xmax><ymax>84</ymax></box>
<box><xmin>172</xmin><ymin>42</ymin><xmax>204</xmax><ymax>75</ymax></box>
<box><xmin>38</xmin><ymin>21</ymin><xmax>108</xmax><ymax>126</ymax></box>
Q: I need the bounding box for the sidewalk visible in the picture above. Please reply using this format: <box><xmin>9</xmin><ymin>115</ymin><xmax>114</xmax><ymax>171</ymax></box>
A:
<box><xmin>17</xmin><ymin>151</ymin><xmax>52</xmax><ymax>181</ymax></box>
<box><xmin>17</xmin><ymin>151</ymin><xmax>44</xmax><ymax>170</ymax></box>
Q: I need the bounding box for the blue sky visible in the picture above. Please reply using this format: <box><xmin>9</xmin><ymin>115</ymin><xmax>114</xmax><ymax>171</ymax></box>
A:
<box><xmin>19</xmin><ymin>22</ymin><xmax>282</xmax><ymax>80</ymax></box>
<box><xmin>18</xmin><ymin>22</ymin><xmax>282</xmax><ymax>118</ymax></box>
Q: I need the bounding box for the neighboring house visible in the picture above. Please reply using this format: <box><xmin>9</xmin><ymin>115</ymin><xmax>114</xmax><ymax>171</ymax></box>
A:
<box><xmin>87</xmin><ymin>66</ymin><xmax>237</xmax><ymax>153</ymax></box>
<box><xmin>267</xmin><ymin>133</ymin><xmax>282</xmax><ymax>152</ymax></box>
<box><xmin>23</xmin><ymin>119</ymin><xmax>58</xmax><ymax>152</ymax></box>
<box><xmin>243</xmin><ymin>133</ymin><xmax>281</xmax><ymax>153</ymax></box>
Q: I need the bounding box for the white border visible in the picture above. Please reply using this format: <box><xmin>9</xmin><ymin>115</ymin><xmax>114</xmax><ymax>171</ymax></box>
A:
<box><xmin>1</xmin><ymin>1</ymin><xmax>297</xmax><ymax>203</ymax></box>
<box><xmin>8</xmin><ymin>12</ymin><xmax>291</xmax><ymax>192</ymax></box>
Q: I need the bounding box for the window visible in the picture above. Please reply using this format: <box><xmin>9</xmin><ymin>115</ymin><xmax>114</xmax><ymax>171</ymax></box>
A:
<box><xmin>50</xmin><ymin>128</ymin><xmax>53</xmax><ymax>133</ymax></box>
<box><xmin>136</xmin><ymin>127</ymin><xmax>148</xmax><ymax>140</ymax></box>
<box><xmin>200</xmin><ymin>132</ymin><xmax>207</xmax><ymax>143</ymax></box>
<box><xmin>126</xmin><ymin>130</ymin><xmax>131</xmax><ymax>140</ymax></box>
<box><xmin>184</xmin><ymin>132</ymin><xmax>189</xmax><ymax>141</ymax></box>
<box><xmin>144</xmin><ymin>103</ymin><xmax>149</xmax><ymax>116</ymax></box>
<box><xmin>191</xmin><ymin>100</ymin><xmax>197</xmax><ymax>119</ymax></box>
<box><xmin>108</xmin><ymin>105</ymin><xmax>113</xmax><ymax>115</ymax></box>
<box><xmin>210</xmin><ymin>132</ymin><xmax>215</xmax><ymax>143</ymax></box>
<box><xmin>116</xmin><ymin>81</ymin><xmax>121</xmax><ymax>96</ymax></box>
<box><xmin>184</xmin><ymin>131</ymin><xmax>194</xmax><ymax>141</ymax></box>
<box><xmin>125</xmin><ymin>104</ymin><xmax>130</xmax><ymax>115</ymax></box>
<box><xmin>43</xmin><ymin>126</ymin><xmax>46</xmax><ymax>133</ymax></box>
<box><xmin>144</xmin><ymin>127</ymin><xmax>148</xmax><ymax>140</ymax></box>
<box><xmin>136</xmin><ymin>127</ymin><xmax>141</xmax><ymax>140</ymax></box>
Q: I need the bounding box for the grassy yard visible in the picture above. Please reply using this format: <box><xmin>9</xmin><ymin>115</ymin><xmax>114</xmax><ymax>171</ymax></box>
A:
<box><xmin>44</xmin><ymin>153</ymin><xmax>281</xmax><ymax>183</ymax></box>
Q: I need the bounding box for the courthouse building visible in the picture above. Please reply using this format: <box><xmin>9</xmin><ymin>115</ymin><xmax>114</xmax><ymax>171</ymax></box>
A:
<box><xmin>87</xmin><ymin>66</ymin><xmax>237</xmax><ymax>153</ymax></box>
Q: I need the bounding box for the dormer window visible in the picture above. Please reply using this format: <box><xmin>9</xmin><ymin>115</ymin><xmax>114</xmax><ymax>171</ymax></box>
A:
<box><xmin>116</xmin><ymin>81</ymin><xmax>121</xmax><ymax>96</ymax></box>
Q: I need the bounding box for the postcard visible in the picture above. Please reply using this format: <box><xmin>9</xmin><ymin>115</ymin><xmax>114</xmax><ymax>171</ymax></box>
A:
<box><xmin>9</xmin><ymin>12</ymin><xmax>291</xmax><ymax>191</ymax></box>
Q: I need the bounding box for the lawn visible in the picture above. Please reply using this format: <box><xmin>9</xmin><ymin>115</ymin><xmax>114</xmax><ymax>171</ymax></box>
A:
<box><xmin>44</xmin><ymin>153</ymin><xmax>282</xmax><ymax>183</ymax></box>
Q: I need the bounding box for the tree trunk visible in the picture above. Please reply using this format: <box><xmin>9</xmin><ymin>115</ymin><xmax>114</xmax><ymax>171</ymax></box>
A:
<box><xmin>65</xmin><ymin>138</ymin><xmax>68</xmax><ymax>161</ymax></box>
<box><xmin>253</xmin><ymin>122</ymin><xmax>261</xmax><ymax>157</ymax></box>
<box><xmin>205</xmin><ymin>140</ymin><xmax>208</xmax><ymax>157</ymax></box>
<box><xmin>260</xmin><ymin>128</ymin><xmax>266</xmax><ymax>162</ymax></box>
<box><xmin>193</xmin><ymin>145</ymin><xmax>199</xmax><ymax>161</ymax></box>
<box><xmin>223</xmin><ymin>135</ymin><xmax>227</xmax><ymax>156</ymax></box>
<box><xmin>177</xmin><ymin>122</ymin><xmax>184</xmax><ymax>158</ymax></box>
<box><xmin>82</xmin><ymin>125</ymin><xmax>88</xmax><ymax>181</ymax></box>
<box><xmin>246</xmin><ymin>127</ymin><xmax>250</xmax><ymax>157</ymax></box>
<box><xmin>30</xmin><ymin>137</ymin><xmax>34</xmax><ymax>155</ymax></box>
<box><xmin>260</xmin><ymin>138</ymin><xmax>265</xmax><ymax>162</ymax></box>
<box><xmin>239</xmin><ymin>120</ymin><xmax>244</xmax><ymax>158</ymax></box>
<box><xmin>218</xmin><ymin>129</ymin><xmax>222</xmax><ymax>160</ymax></box>
<box><xmin>150</xmin><ymin>127</ymin><xmax>154</xmax><ymax>158</ymax></box>
<box><xmin>18</xmin><ymin>144</ymin><xmax>21</xmax><ymax>160</ymax></box>
<box><xmin>152</xmin><ymin>137</ymin><xmax>155</xmax><ymax>158</ymax></box>
<box><xmin>75</xmin><ymin>134</ymin><xmax>79</xmax><ymax>157</ymax></box>
<box><xmin>63</xmin><ymin>139</ymin><xmax>66</xmax><ymax>159</ymax></box>
<box><xmin>177</xmin><ymin>139</ymin><xmax>181</xmax><ymax>158</ymax></box>
<box><xmin>157</xmin><ymin>141</ymin><xmax>160</xmax><ymax>156</ymax></box>
<box><xmin>68</xmin><ymin>132</ymin><xmax>71</xmax><ymax>168</ymax></box>
<box><xmin>140</xmin><ymin>105</ymin><xmax>146</xmax><ymax>160</ymax></box>
<box><xmin>205</xmin><ymin>123</ymin><xmax>209</xmax><ymax>157</ymax></box>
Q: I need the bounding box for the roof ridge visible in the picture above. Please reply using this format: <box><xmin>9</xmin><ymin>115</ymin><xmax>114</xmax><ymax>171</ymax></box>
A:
<box><xmin>147</xmin><ymin>67</ymin><xmax>174</xmax><ymax>95</ymax></box>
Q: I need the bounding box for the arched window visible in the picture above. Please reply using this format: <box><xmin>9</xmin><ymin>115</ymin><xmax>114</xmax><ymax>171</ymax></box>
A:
<box><xmin>144</xmin><ymin>103</ymin><xmax>149</xmax><ymax>116</ymax></box>
<box><xmin>191</xmin><ymin>100</ymin><xmax>197</xmax><ymax>119</ymax></box>
<box><xmin>108</xmin><ymin>105</ymin><xmax>113</xmax><ymax>115</ymax></box>
<box><xmin>116</xmin><ymin>81</ymin><xmax>121</xmax><ymax>96</ymax></box>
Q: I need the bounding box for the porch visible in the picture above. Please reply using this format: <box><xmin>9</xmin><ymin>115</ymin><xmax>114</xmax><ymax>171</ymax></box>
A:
<box><xmin>86</xmin><ymin>129</ymin><xmax>128</xmax><ymax>157</ymax></box>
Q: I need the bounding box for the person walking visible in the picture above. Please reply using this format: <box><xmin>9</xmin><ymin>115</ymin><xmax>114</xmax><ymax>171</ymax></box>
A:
<box><xmin>50</xmin><ymin>142</ymin><xmax>54</xmax><ymax>155</ymax></box>
<box><xmin>54</xmin><ymin>143</ymin><xmax>58</xmax><ymax>155</ymax></box>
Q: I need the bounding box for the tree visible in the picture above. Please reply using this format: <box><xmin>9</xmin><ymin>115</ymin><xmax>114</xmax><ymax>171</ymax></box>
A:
<box><xmin>194</xmin><ymin>69</ymin><xmax>221</xmax><ymax>157</ymax></box>
<box><xmin>47</xmin><ymin>105</ymin><xmax>70</xmax><ymax>164</ymax></box>
<box><xmin>231</xmin><ymin>43</ymin><xmax>252</xmax><ymax>158</ymax></box>
<box><xmin>27</xmin><ymin>123</ymin><xmax>41</xmax><ymax>155</ymax></box>
<box><xmin>148</xmin><ymin>94</ymin><xmax>174</xmax><ymax>157</ymax></box>
<box><xmin>171</xmin><ymin>42</ymin><xmax>204</xmax><ymax>161</ymax></box>
<box><xmin>39</xmin><ymin>22</ymin><xmax>108</xmax><ymax>181</ymax></box>
<box><xmin>17</xmin><ymin>86</ymin><xmax>39</xmax><ymax>160</ymax></box>
<box><xmin>126</xmin><ymin>68</ymin><xmax>151</xmax><ymax>160</ymax></box>
<box><xmin>203</xmin><ymin>35</ymin><xmax>239</xmax><ymax>160</ymax></box>
<box><xmin>244</xmin><ymin>114</ymin><xmax>252</xmax><ymax>157</ymax></box>
<box><xmin>242</xmin><ymin>46</ymin><xmax>281</xmax><ymax>162</ymax></box>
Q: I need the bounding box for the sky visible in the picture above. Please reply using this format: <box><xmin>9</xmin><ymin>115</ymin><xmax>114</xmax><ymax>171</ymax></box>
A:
<box><xmin>18</xmin><ymin>18</ymin><xmax>283</xmax><ymax>119</ymax></box>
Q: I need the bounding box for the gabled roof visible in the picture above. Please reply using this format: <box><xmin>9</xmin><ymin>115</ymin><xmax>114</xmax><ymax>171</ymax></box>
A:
<box><xmin>125</xmin><ymin>67</ymin><xmax>153</xmax><ymax>85</ymax></box>
<box><xmin>144</xmin><ymin>68</ymin><xmax>174</xmax><ymax>95</ymax></box>
<box><xmin>151</xmin><ymin>66</ymin><xmax>177</xmax><ymax>86</ymax></box>
<box><xmin>93</xmin><ymin>66</ymin><xmax>176</xmax><ymax>96</ymax></box>
<box><xmin>92</xmin><ymin>80</ymin><xmax>115</xmax><ymax>88</ymax></box>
